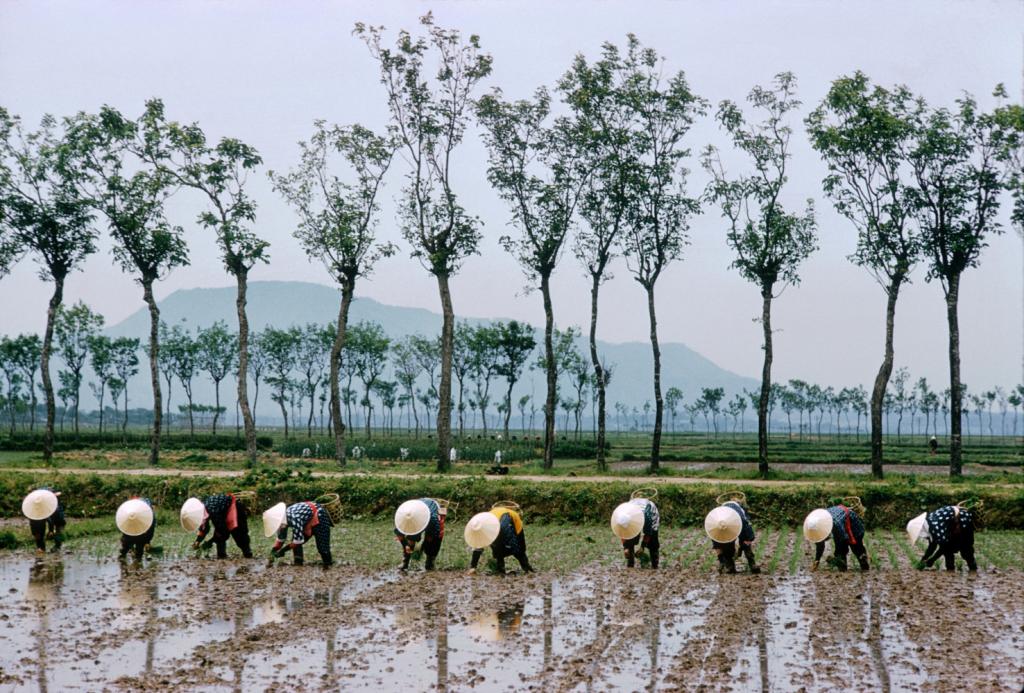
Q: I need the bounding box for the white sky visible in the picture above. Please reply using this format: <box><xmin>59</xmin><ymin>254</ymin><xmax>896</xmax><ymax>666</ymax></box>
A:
<box><xmin>1</xmin><ymin>0</ymin><xmax>1021</xmax><ymax>390</ymax></box>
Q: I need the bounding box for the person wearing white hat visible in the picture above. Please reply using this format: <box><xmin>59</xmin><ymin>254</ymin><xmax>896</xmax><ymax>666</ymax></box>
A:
<box><xmin>468</xmin><ymin>505</ymin><xmax>533</xmax><ymax>575</ymax></box>
<box><xmin>612</xmin><ymin>497</ymin><xmax>661</xmax><ymax>569</ymax></box>
<box><xmin>706</xmin><ymin>501</ymin><xmax>761</xmax><ymax>575</ymax></box>
<box><xmin>909</xmin><ymin>505</ymin><xmax>977</xmax><ymax>572</ymax></box>
<box><xmin>268</xmin><ymin>500</ymin><xmax>334</xmax><ymax>566</ymax></box>
<box><xmin>806</xmin><ymin>504</ymin><xmax>869</xmax><ymax>572</ymax></box>
<box><xmin>117</xmin><ymin>496</ymin><xmax>156</xmax><ymax>561</ymax></box>
<box><xmin>22</xmin><ymin>487</ymin><xmax>66</xmax><ymax>554</ymax></box>
<box><xmin>189</xmin><ymin>493</ymin><xmax>253</xmax><ymax>559</ymax></box>
<box><xmin>393</xmin><ymin>498</ymin><xmax>445</xmax><ymax>571</ymax></box>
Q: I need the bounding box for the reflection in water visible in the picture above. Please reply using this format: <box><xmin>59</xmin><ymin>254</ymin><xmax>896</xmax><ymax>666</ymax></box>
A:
<box><xmin>28</xmin><ymin>557</ymin><xmax>64</xmax><ymax>693</ymax></box>
<box><xmin>543</xmin><ymin>582</ymin><xmax>552</xmax><ymax>670</ymax></box>
<box><xmin>646</xmin><ymin>611</ymin><xmax>660</xmax><ymax>692</ymax></box>
<box><xmin>436</xmin><ymin>594</ymin><xmax>449</xmax><ymax>693</ymax></box>
<box><xmin>118</xmin><ymin>561</ymin><xmax>160</xmax><ymax>677</ymax></box>
<box><xmin>866</xmin><ymin>583</ymin><xmax>891</xmax><ymax>693</ymax></box>
<box><xmin>468</xmin><ymin>601</ymin><xmax>525</xmax><ymax>642</ymax></box>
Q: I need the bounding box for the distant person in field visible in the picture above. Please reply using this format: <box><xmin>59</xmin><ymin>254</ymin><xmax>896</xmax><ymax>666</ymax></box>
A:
<box><xmin>263</xmin><ymin>500</ymin><xmax>334</xmax><ymax>566</ymax></box>
<box><xmin>611</xmin><ymin>496</ymin><xmax>661</xmax><ymax>569</ymax></box>
<box><xmin>180</xmin><ymin>493</ymin><xmax>254</xmax><ymax>559</ymax></box>
<box><xmin>704</xmin><ymin>500</ymin><xmax>761</xmax><ymax>574</ymax></box>
<box><xmin>465</xmin><ymin>504</ymin><xmax>534</xmax><ymax>575</ymax></box>
<box><xmin>394</xmin><ymin>498</ymin><xmax>446</xmax><ymax>571</ymax></box>
<box><xmin>21</xmin><ymin>488</ymin><xmax>66</xmax><ymax>554</ymax></box>
<box><xmin>803</xmin><ymin>505</ymin><xmax>869</xmax><ymax>571</ymax></box>
<box><xmin>116</xmin><ymin>497</ymin><xmax>156</xmax><ymax>561</ymax></box>
<box><xmin>928</xmin><ymin>436</ymin><xmax>938</xmax><ymax>455</ymax></box>
<box><xmin>907</xmin><ymin>505</ymin><xmax>977</xmax><ymax>572</ymax></box>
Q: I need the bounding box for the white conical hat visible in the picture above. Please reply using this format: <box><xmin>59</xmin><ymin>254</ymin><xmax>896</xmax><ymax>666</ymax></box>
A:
<box><xmin>179</xmin><ymin>497</ymin><xmax>206</xmax><ymax>532</ymax></box>
<box><xmin>610</xmin><ymin>502</ymin><xmax>644</xmax><ymax>540</ymax></box>
<box><xmin>262</xmin><ymin>502</ymin><xmax>287</xmax><ymax>538</ymax></box>
<box><xmin>906</xmin><ymin>512</ymin><xmax>929</xmax><ymax>545</ymax></box>
<box><xmin>116</xmin><ymin>499</ymin><xmax>154</xmax><ymax>536</ymax></box>
<box><xmin>803</xmin><ymin>509</ymin><xmax>833</xmax><ymax>543</ymax></box>
<box><xmin>22</xmin><ymin>489</ymin><xmax>59</xmax><ymax>521</ymax></box>
<box><xmin>395</xmin><ymin>499</ymin><xmax>431</xmax><ymax>536</ymax></box>
<box><xmin>464</xmin><ymin>512</ymin><xmax>501</xmax><ymax>549</ymax></box>
<box><xmin>704</xmin><ymin>505</ymin><xmax>742</xmax><ymax>543</ymax></box>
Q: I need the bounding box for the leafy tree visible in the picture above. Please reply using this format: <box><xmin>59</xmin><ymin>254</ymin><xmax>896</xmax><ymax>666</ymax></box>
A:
<box><xmin>392</xmin><ymin>337</ymin><xmax>423</xmax><ymax>437</ymax></box>
<box><xmin>665</xmin><ymin>386</ymin><xmax>683</xmax><ymax>434</ymax></box>
<box><xmin>451</xmin><ymin>322</ymin><xmax>474</xmax><ymax>437</ymax></box>
<box><xmin>0</xmin><ymin>109</ymin><xmax>97</xmax><ymax>461</ymax></box>
<box><xmin>271</xmin><ymin>121</ymin><xmax>395</xmax><ymax>463</ymax></box>
<box><xmin>196</xmin><ymin>321</ymin><xmax>237</xmax><ymax>435</ymax></box>
<box><xmin>374</xmin><ymin>380</ymin><xmax>398</xmax><ymax>435</ymax></box>
<box><xmin>111</xmin><ymin>337</ymin><xmax>140</xmax><ymax>435</ymax></box>
<box><xmin>262</xmin><ymin>327</ymin><xmax>298</xmax><ymax>439</ymax></box>
<box><xmin>291</xmin><ymin>324</ymin><xmax>331</xmax><ymax>438</ymax></box>
<box><xmin>347</xmin><ymin>322</ymin><xmax>390</xmax><ymax>438</ymax></box>
<box><xmin>68</xmin><ymin>105</ymin><xmax>188</xmax><ymax>464</ymax></box>
<box><xmin>807</xmin><ymin>72</ymin><xmax>921</xmax><ymax>477</ymax></box>
<box><xmin>247</xmin><ymin>328</ymin><xmax>269</xmax><ymax>427</ymax></box>
<box><xmin>476</xmin><ymin>85</ymin><xmax>590</xmax><ymax>469</ymax></box>
<box><xmin>6</xmin><ymin>334</ymin><xmax>41</xmax><ymax>431</ymax></box>
<box><xmin>0</xmin><ymin>339</ymin><xmax>24</xmax><ymax>434</ymax></box>
<box><xmin>87</xmin><ymin>335</ymin><xmax>115</xmax><ymax>433</ymax></box>
<box><xmin>560</xmin><ymin>39</ymin><xmax>641</xmax><ymax>469</ymax></box>
<box><xmin>703</xmin><ymin>72</ymin><xmax>818</xmax><ymax>477</ymax></box>
<box><xmin>608</xmin><ymin>36</ymin><xmax>707</xmax><ymax>473</ymax></box>
<box><xmin>467</xmin><ymin>325</ymin><xmax>501</xmax><ymax>435</ymax></box>
<box><xmin>905</xmin><ymin>91</ymin><xmax>1008</xmax><ymax>475</ymax></box>
<box><xmin>162</xmin><ymin>324</ymin><xmax>199</xmax><ymax>437</ymax></box>
<box><xmin>54</xmin><ymin>302</ymin><xmax>104</xmax><ymax>436</ymax></box>
<box><xmin>356</xmin><ymin>14</ymin><xmax>492</xmax><ymax>472</ymax></box>
<box><xmin>137</xmin><ymin>99</ymin><xmax>265</xmax><ymax>463</ymax></box>
<box><xmin>493</xmin><ymin>321</ymin><xmax>536</xmax><ymax>440</ymax></box>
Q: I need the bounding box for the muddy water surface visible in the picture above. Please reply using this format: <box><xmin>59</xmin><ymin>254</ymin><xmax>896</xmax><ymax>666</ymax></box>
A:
<box><xmin>0</xmin><ymin>554</ymin><xmax>1021</xmax><ymax>692</ymax></box>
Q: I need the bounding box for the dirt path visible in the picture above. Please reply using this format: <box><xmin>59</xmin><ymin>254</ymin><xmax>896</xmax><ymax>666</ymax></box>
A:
<box><xmin>0</xmin><ymin>466</ymin><xmax>839</xmax><ymax>486</ymax></box>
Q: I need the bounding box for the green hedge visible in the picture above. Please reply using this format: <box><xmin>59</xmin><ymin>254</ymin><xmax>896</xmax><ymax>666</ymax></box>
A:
<box><xmin>0</xmin><ymin>469</ymin><xmax>1020</xmax><ymax>530</ymax></box>
<box><xmin>0</xmin><ymin>432</ymin><xmax>273</xmax><ymax>452</ymax></box>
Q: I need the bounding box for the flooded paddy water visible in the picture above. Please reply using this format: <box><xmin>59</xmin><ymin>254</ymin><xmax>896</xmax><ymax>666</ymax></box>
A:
<box><xmin>0</xmin><ymin>526</ymin><xmax>1021</xmax><ymax>691</ymax></box>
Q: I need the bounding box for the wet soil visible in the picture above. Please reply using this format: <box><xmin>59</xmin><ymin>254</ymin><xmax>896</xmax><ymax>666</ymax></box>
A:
<box><xmin>1</xmin><ymin>548</ymin><xmax>1020</xmax><ymax>691</ymax></box>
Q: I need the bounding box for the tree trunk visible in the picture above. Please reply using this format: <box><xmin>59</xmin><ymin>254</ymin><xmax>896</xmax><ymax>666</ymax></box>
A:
<box><xmin>41</xmin><ymin>277</ymin><xmax>64</xmax><ymax>464</ymax></box>
<box><xmin>645</xmin><ymin>283</ymin><xmax>664</xmax><ymax>474</ymax></box>
<box><xmin>234</xmin><ymin>270</ymin><xmax>257</xmax><ymax>464</ymax></box>
<box><xmin>212</xmin><ymin>380</ymin><xmax>221</xmax><ymax>435</ymax></box>
<box><xmin>502</xmin><ymin>379</ymin><xmax>514</xmax><ymax>441</ymax></box>
<box><xmin>945</xmin><ymin>273</ymin><xmax>963</xmax><ymax>477</ymax></box>
<box><xmin>278</xmin><ymin>390</ymin><xmax>289</xmax><ymax>439</ymax></box>
<box><xmin>186</xmin><ymin>389</ymin><xmax>195</xmax><ymax>438</ymax></box>
<box><xmin>869</xmin><ymin>276</ymin><xmax>900</xmax><ymax>480</ymax></box>
<box><xmin>588</xmin><ymin>272</ymin><xmax>608</xmax><ymax>471</ymax></box>
<box><xmin>364</xmin><ymin>384</ymin><xmax>373</xmax><ymax>438</ymax></box>
<box><xmin>164</xmin><ymin>374</ymin><xmax>173</xmax><ymax>429</ymax></box>
<box><xmin>457</xmin><ymin>378</ymin><xmax>465</xmax><ymax>439</ymax></box>
<box><xmin>540</xmin><ymin>273</ymin><xmax>557</xmax><ymax>470</ymax></box>
<box><xmin>435</xmin><ymin>273</ymin><xmax>455</xmax><ymax>473</ymax></box>
<box><xmin>308</xmin><ymin>386</ymin><xmax>316</xmax><ymax>438</ymax></box>
<box><xmin>28</xmin><ymin>372</ymin><xmax>36</xmax><ymax>432</ymax></box>
<box><xmin>757</xmin><ymin>285</ymin><xmax>774</xmax><ymax>478</ymax></box>
<box><xmin>98</xmin><ymin>386</ymin><xmax>105</xmax><ymax>434</ymax></box>
<box><xmin>142</xmin><ymin>280</ymin><xmax>162</xmax><ymax>465</ymax></box>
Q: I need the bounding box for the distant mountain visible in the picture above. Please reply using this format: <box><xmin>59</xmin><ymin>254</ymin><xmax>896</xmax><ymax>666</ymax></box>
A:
<box><xmin>105</xmin><ymin>281</ymin><xmax>758</xmax><ymax>421</ymax></box>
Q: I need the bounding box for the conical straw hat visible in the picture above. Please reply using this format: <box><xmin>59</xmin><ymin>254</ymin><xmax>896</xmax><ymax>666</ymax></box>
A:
<box><xmin>906</xmin><ymin>512</ymin><xmax>929</xmax><ymax>545</ymax></box>
<box><xmin>22</xmin><ymin>489</ymin><xmax>58</xmax><ymax>521</ymax></box>
<box><xmin>395</xmin><ymin>499</ymin><xmax>431</xmax><ymax>536</ymax></box>
<box><xmin>262</xmin><ymin>502</ymin><xmax>287</xmax><ymax>538</ymax></box>
<box><xmin>464</xmin><ymin>512</ymin><xmax>501</xmax><ymax>549</ymax></box>
<box><xmin>179</xmin><ymin>497</ymin><xmax>206</xmax><ymax>532</ymax></box>
<box><xmin>704</xmin><ymin>505</ymin><xmax>742</xmax><ymax>543</ymax></box>
<box><xmin>803</xmin><ymin>509</ymin><xmax>833</xmax><ymax>543</ymax></box>
<box><xmin>610</xmin><ymin>502</ymin><xmax>644</xmax><ymax>540</ymax></box>
<box><xmin>116</xmin><ymin>499</ymin><xmax>154</xmax><ymax>536</ymax></box>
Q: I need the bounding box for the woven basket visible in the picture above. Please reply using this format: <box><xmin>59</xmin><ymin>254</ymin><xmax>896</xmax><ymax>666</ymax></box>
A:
<box><xmin>840</xmin><ymin>496</ymin><xmax>866</xmax><ymax>517</ymax></box>
<box><xmin>955</xmin><ymin>498</ymin><xmax>984</xmax><ymax>511</ymax></box>
<box><xmin>715</xmin><ymin>491</ymin><xmax>746</xmax><ymax>506</ymax></box>
<box><xmin>316</xmin><ymin>493</ymin><xmax>343</xmax><ymax>524</ymax></box>
<box><xmin>630</xmin><ymin>487</ymin><xmax>659</xmax><ymax>501</ymax></box>
<box><xmin>231</xmin><ymin>491</ymin><xmax>257</xmax><ymax>513</ymax></box>
<box><xmin>433</xmin><ymin>498</ymin><xmax>458</xmax><ymax>518</ymax></box>
<box><xmin>491</xmin><ymin>500</ymin><xmax>521</xmax><ymax>516</ymax></box>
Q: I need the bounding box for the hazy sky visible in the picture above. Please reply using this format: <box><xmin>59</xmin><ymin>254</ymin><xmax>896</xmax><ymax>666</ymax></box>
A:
<box><xmin>1</xmin><ymin>0</ymin><xmax>1021</xmax><ymax>391</ymax></box>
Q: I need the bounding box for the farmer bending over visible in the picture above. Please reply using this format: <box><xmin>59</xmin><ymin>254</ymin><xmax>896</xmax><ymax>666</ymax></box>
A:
<box><xmin>907</xmin><ymin>505</ymin><xmax>977</xmax><ymax>572</ymax></box>
<box><xmin>22</xmin><ymin>488</ymin><xmax>66</xmax><ymax>554</ymax></box>
<box><xmin>466</xmin><ymin>505</ymin><xmax>533</xmax><ymax>575</ymax></box>
<box><xmin>705</xmin><ymin>501</ymin><xmax>761</xmax><ymax>574</ymax></box>
<box><xmin>264</xmin><ymin>501</ymin><xmax>334</xmax><ymax>567</ymax></box>
<box><xmin>117</xmin><ymin>497</ymin><xmax>156</xmax><ymax>561</ymax></box>
<box><xmin>394</xmin><ymin>498</ymin><xmax>445</xmax><ymax>571</ymax></box>
<box><xmin>611</xmin><ymin>497</ymin><xmax>661</xmax><ymax>569</ymax></box>
<box><xmin>180</xmin><ymin>494</ymin><xmax>253</xmax><ymax>559</ymax></box>
<box><xmin>804</xmin><ymin>505</ymin><xmax>869</xmax><ymax>572</ymax></box>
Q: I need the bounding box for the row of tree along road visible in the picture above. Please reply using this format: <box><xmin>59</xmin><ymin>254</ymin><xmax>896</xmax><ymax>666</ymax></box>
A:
<box><xmin>0</xmin><ymin>16</ymin><xmax>1022</xmax><ymax>477</ymax></box>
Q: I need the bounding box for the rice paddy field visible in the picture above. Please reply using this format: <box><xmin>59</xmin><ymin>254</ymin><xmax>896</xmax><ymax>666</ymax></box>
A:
<box><xmin>0</xmin><ymin>520</ymin><xmax>1021</xmax><ymax>691</ymax></box>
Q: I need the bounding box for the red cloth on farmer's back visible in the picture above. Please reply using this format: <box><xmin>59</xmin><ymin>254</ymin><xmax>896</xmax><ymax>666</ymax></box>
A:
<box><xmin>303</xmin><ymin>501</ymin><xmax>319</xmax><ymax>538</ymax></box>
<box><xmin>225</xmin><ymin>494</ymin><xmax>238</xmax><ymax>532</ymax></box>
